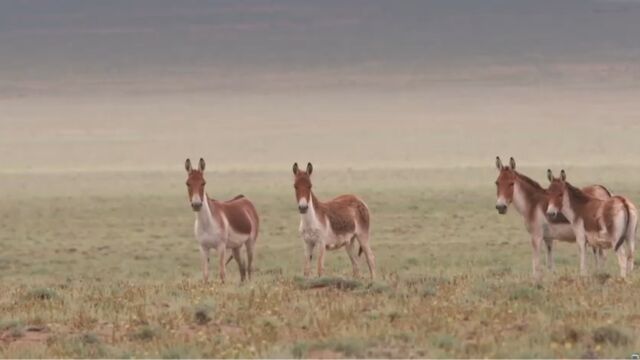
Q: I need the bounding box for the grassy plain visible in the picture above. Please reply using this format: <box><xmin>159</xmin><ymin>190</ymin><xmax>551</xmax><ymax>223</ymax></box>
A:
<box><xmin>1</xmin><ymin>166</ymin><xmax>640</xmax><ymax>358</ymax></box>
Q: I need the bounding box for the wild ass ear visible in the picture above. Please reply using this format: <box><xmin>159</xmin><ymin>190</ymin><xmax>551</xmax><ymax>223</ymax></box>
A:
<box><xmin>560</xmin><ymin>169</ymin><xmax>566</xmax><ymax>181</ymax></box>
<box><xmin>292</xmin><ymin>162</ymin><xmax>299</xmax><ymax>175</ymax></box>
<box><xmin>185</xmin><ymin>158</ymin><xmax>192</xmax><ymax>173</ymax></box>
<box><xmin>509</xmin><ymin>157</ymin><xmax>516</xmax><ymax>170</ymax></box>
<box><xmin>547</xmin><ymin>169</ymin><xmax>554</xmax><ymax>183</ymax></box>
<box><xmin>306</xmin><ymin>162</ymin><xmax>313</xmax><ymax>175</ymax></box>
<box><xmin>495</xmin><ymin>156</ymin><xmax>503</xmax><ymax>170</ymax></box>
<box><xmin>198</xmin><ymin>158</ymin><xmax>206</xmax><ymax>172</ymax></box>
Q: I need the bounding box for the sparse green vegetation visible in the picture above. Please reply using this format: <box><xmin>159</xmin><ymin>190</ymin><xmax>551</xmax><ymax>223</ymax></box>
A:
<box><xmin>1</xmin><ymin>168</ymin><xmax>640</xmax><ymax>358</ymax></box>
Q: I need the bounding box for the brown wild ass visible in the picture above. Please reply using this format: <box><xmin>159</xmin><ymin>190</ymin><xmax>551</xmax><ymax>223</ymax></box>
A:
<box><xmin>494</xmin><ymin>157</ymin><xmax>611</xmax><ymax>279</ymax></box>
<box><xmin>185</xmin><ymin>158</ymin><xmax>259</xmax><ymax>283</ymax></box>
<box><xmin>292</xmin><ymin>162</ymin><xmax>375</xmax><ymax>279</ymax></box>
<box><xmin>546</xmin><ymin>169</ymin><xmax>637</xmax><ymax>278</ymax></box>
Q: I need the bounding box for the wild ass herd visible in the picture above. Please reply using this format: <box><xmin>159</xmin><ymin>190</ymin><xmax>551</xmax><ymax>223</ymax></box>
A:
<box><xmin>495</xmin><ymin>156</ymin><xmax>637</xmax><ymax>280</ymax></box>
<box><xmin>183</xmin><ymin>156</ymin><xmax>637</xmax><ymax>284</ymax></box>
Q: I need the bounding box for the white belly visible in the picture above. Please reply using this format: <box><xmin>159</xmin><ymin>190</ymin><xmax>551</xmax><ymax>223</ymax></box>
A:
<box><xmin>195</xmin><ymin>220</ymin><xmax>224</xmax><ymax>249</ymax></box>
<box><xmin>195</xmin><ymin>222</ymin><xmax>250</xmax><ymax>250</ymax></box>
<box><xmin>300</xmin><ymin>225</ymin><xmax>324</xmax><ymax>245</ymax></box>
<box><xmin>227</xmin><ymin>229</ymin><xmax>250</xmax><ymax>249</ymax></box>
<box><xmin>300</xmin><ymin>222</ymin><xmax>352</xmax><ymax>249</ymax></box>
<box><xmin>545</xmin><ymin>223</ymin><xmax>576</xmax><ymax>242</ymax></box>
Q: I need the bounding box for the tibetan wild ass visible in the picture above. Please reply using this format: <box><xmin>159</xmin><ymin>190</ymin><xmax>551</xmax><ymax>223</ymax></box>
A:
<box><xmin>185</xmin><ymin>158</ymin><xmax>259</xmax><ymax>283</ymax></box>
<box><xmin>292</xmin><ymin>162</ymin><xmax>375</xmax><ymax>279</ymax></box>
<box><xmin>494</xmin><ymin>157</ymin><xmax>611</xmax><ymax>279</ymax></box>
<box><xmin>546</xmin><ymin>169</ymin><xmax>637</xmax><ymax>278</ymax></box>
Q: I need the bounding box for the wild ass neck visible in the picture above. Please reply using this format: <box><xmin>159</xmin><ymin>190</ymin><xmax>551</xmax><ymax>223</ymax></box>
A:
<box><xmin>195</xmin><ymin>194</ymin><xmax>221</xmax><ymax>233</ymax></box>
<box><xmin>561</xmin><ymin>185</ymin><xmax>581</xmax><ymax>223</ymax></box>
<box><xmin>300</xmin><ymin>192</ymin><xmax>322</xmax><ymax>228</ymax></box>
<box><xmin>511</xmin><ymin>181</ymin><xmax>530</xmax><ymax>216</ymax></box>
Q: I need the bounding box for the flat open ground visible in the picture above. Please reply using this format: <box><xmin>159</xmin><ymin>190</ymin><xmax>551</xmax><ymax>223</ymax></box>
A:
<box><xmin>1</xmin><ymin>82</ymin><xmax>640</xmax><ymax>358</ymax></box>
<box><xmin>1</xmin><ymin>163</ymin><xmax>640</xmax><ymax>358</ymax></box>
<box><xmin>3</xmin><ymin>1</ymin><xmax>640</xmax><ymax>357</ymax></box>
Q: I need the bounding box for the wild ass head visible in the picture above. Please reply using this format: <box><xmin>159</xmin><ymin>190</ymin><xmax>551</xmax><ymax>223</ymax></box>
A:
<box><xmin>185</xmin><ymin>158</ymin><xmax>207</xmax><ymax>212</ymax></box>
<box><xmin>292</xmin><ymin>162</ymin><xmax>313</xmax><ymax>214</ymax></box>
<box><xmin>494</xmin><ymin>156</ymin><xmax>518</xmax><ymax>214</ymax></box>
<box><xmin>545</xmin><ymin>169</ymin><xmax>567</xmax><ymax>219</ymax></box>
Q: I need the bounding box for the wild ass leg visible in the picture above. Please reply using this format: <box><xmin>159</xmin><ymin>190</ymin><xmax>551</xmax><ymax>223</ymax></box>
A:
<box><xmin>232</xmin><ymin>247</ymin><xmax>246</xmax><ymax>282</ymax></box>
<box><xmin>531</xmin><ymin>235</ymin><xmax>542</xmax><ymax>281</ymax></box>
<box><xmin>199</xmin><ymin>246</ymin><xmax>210</xmax><ymax>283</ymax></box>
<box><xmin>627</xmin><ymin>239</ymin><xmax>635</xmax><ymax>273</ymax></box>
<box><xmin>575</xmin><ymin>229</ymin><xmax>588</xmax><ymax>276</ymax></box>
<box><xmin>615</xmin><ymin>245</ymin><xmax>628</xmax><ymax>278</ymax></box>
<box><xmin>345</xmin><ymin>237</ymin><xmax>360</xmax><ymax>278</ymax></box>
<box><xmin>626</xmin><ymin>214</ymin><xmax>637</xmax><ymax>272</ymax></box>
<box><xmin>543</xmin><ymin>237</ymin><xmax>554</xmax><ymax>271</ymax></box>
<box><xmin>303</xmin><ymin>242</ymin><xmax>315</xmax><ymax>277</ymax></box>
<box><xmin>592</xmin><ymin>246</ymin><xmax>603</xmax><ymax>271</ymax></box>
<box><xmin>246</xmin><ymin>239</ymin><xmax>255</xmax><ymax>280</ymax></box>
<box><xmin>217</xmin><ymin>245</ymin><xmax>227</xmax><ymax>283</ymax></box>
<box><xmin>317</xmin><ymin>241</ymin><xmax>326</xmax><ymax>277</ymax></box>
<box><xmin>594</xmin><ymin>248</ymin><xmax>607</xmax><ymax>272</ymax></box>
<box><xmin>357</xmin><ymin>232</ymin><xmax>376</xmax><ymax>280</ymax></box>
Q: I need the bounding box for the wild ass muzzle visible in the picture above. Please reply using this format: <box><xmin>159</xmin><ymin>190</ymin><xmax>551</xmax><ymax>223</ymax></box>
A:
<box><xmin>185</xmin><ymin>158</ymin><xmax>260</xmax><ymax>283</ymax></box>
<box><xmin>546</xmin><ymin>169</ymin><xmax>637</xmax><ymax>278</ymax></box>
<box><xmin>292</xmin><ymin>162</ymin><xmax>375</xmax><ymax>279</ymax></box>
<box><xmin>494</xmin><ymin>157</ymin><xmax>611</xmax><ymax>279</ymax></box>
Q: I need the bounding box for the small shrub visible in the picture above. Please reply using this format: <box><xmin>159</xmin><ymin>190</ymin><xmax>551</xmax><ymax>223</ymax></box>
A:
<box><xmin>79</xmin><ymin>332</ymin><xmax>101</xmax><ymax>345</ymax></box>
<box><xmin>25</xmin><ymin>288</ymin><xmax>57</xmax><ymax>301</ymax></box>
<box><xmin>49</xmin><ymin>334</ymin><xmax>108</xmax><ymax>358</ymax></box>
<box><xmin>550</xmin><ymin>326</ymin><xmax>581</xmax><ymax>344</ymax></box>
<box><xmin>295</xmin><ymin>276</ymin><xmax>362</xmax><ymax>291</ymax></box>
<box><xmin>431</xmin><ymin>333</ymin><xmax>459</xmax><ymax>351</ymax></box>
<box><xmin>260</xmin><ymin>315</ymin><xmax>282</xmax><ymax>329</ymax></box>
<box><xmin>129</xmin><ymin>325</ymin><xmax>158</xmax><ymax>341</ymax></box>
<box><xmin>422</xmin><ymin>285</ymin><xmax>437</xmax><ymax>297</ymax></box>
<box><xmin>0</xmin><ymin>319</ymin><xmax>22</xmax><ymax>331</ymax></box>
<box><xmin>321</xmin><ymin>338</ymin><xmax>367</xmax><ymax>357</ymax></box>
<box><xmin>406</xmin><ymin>257</ymin><xmax>419</xmax><ymax>266</ymax></box>
<box><xmin>594</xmin><ymin>272</ymin><xmax>611</xmax><ymax>285</ymax></box>
<box><xmin>193</xmin><ymin>303</ymin><xmax>214</xmax><ymax>325</ymax></box>
<box><xmin>161</xmin><ymin>346</ymin><xmax>197</xmax><ymax>359</ymax></box>
<box><xmin>356</xmin><ymin>281</ymin><xmax>390</xmax><ymax>294</ymax></box>
<box><xmin>592</xmin><ymin>326</ymin><xmax>629</xmax><ymax>346</ymax></box>
<box><xmin>333</xmin><ymin>340</ymin><xmax>366</xmax><ymax>357</ymax></box>
<box><xmin>393</xmin><ymin>332</ymin><xmax>416</xmax><ymax>343</ymax></box>
<box><xmin>296</xmin><ymin>338</ymin><xmax>367</xmax><ymax>358</ymax></box>
<box><xmin>9</xmin><ymin>326</ymin><xmax>25</xmax><ymax>338</ymax></box>
<box><xmin>509</xmin><ymin>286</ymin><xmax>541</xmax><ymax>302</ymax></box>
<box><xmin>487</xmin><ymin>266</ymin><xmax>512</xmax><ymax>277</ymax></box>
<box><xmin>470</xmin><ymin>280</ymin><xmax>497</xmax><ymax>299</ymax></box>
<box><xmin>291</xmin><ymin>342</ymin><xmax>308</xmax><ymax>358</ymax></box>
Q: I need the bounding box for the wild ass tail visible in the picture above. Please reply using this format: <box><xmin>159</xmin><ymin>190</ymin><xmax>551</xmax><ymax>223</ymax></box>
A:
<box><xmin>615</xmin><ymin>199</ymin><xmax>633</xmax><ymax>251</ymax></box>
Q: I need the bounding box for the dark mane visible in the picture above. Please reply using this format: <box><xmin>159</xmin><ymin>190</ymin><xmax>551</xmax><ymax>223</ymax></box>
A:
<box><xmin>566</xmin><ymin>182</ymin><xmax>591</xmax><ymax>204</ymax></box>
<box><xmin>596</xmin><ymin>185</ymin><xmax>612</xmax><ymax>197</ymax></box>
<box><xmin>514</xmin><ymin>171</ymin><xmax>545</xmax><ymax>192</ymax></box>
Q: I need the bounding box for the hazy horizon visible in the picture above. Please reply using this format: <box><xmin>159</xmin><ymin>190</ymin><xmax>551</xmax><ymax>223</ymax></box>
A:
<box><xmin>1</xmin><ymin>1</ymin><xmax>640</xmax><ymax>172</ymax></box>
<box><xmin>2</xmin><ymin>0</ymin><xmax>640</xmax><ymax>95</ymax></box>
